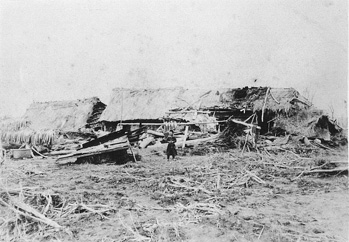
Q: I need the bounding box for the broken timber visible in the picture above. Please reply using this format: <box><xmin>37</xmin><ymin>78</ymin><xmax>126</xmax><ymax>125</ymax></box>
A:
<box><xmin>231</xmin><ymin>119</ymin><xmax>261</xmax><ymax>129</ymax></box>
<box><xmin>56</xmin><ymin>140</ymin><xmax>129</xmax><ymax>163</ymax></box>
<box><xmin>55</xmin><ymin>128</ymin><xmax>147</xmax><ymax>164</ymax></box>
<box><xmin>120</xmin><ymin>120</ymin><xmax>226</xmax><ymax>126</ymax></box>
<box><xmin>79</xmin><ymin>126</ymin><xmax>146</xmax><ymax>149</ymax></box>
<box><xmin>79</xmin><ymin>128</ymin><xmax>127</xmax><ymax>149</ymax></box>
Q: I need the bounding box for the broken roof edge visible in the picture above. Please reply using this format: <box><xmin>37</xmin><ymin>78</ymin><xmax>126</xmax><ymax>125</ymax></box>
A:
<box><xmin>99</xmin><ymin>86</ymin><xmax>312</xmax><ymax>122</ymax></box>
<box><xmin>29</xmin><ymin>96</ymin><xmax>104</xmax><ymax>105</ymax></box>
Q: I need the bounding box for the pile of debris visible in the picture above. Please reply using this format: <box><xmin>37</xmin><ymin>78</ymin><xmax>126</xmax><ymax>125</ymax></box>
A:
<box><xmin>54</xmin><ymin>126</ymin><xmax>146</xmax><ymax>165</ymax></box>
<box><xmin>0</xmin><ymin>86</ymin><xmax>347</xmax><ymax>167</ymax></box>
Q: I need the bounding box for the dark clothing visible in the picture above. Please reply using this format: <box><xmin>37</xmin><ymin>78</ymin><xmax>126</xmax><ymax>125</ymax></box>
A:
<box><xmin>166</xmin><ymin>136</ymin><xmax>177</xmax><ymax>159</ymax></box>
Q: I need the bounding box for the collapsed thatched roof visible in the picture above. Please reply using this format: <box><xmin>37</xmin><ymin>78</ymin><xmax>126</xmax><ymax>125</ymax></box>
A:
<box><xmin>23</xmin><ymin>97</ymin><xmax>106</xmax><ymax>131</ymax></box>
<box><xmin>99</xmin><ymin>87</ymin><xmax>311</xmax><ymax>122</ymax></box>
<box><xmin>221</xmin><ymin>87</ymin><xmax>311</xmax><ymax>112</ymax></box>
<box><xmin>99</xmin><ymin>87</ymin><xmax>222</xmax><ymax>122</ymax></box>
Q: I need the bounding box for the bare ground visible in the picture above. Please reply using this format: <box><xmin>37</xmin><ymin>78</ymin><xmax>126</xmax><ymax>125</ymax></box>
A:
<box><xmin>0</xmin><ymin>148</ymin><xmax>348</xmax><ymax>242</ymax></box>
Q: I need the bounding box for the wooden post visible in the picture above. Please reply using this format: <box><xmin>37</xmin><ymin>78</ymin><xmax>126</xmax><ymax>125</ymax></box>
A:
<box><xmin>128</xmin><ymin>140</ymin><xmax>137</xmax><ymax>162</ymax></box>
<box><xmin>182</xmin><ymin>126</ymin><xmax>189</xmax><ymax>149</ymax></box>
<box><xmin>261</xmin><ymin>87</ymin><xmax>270</xmax><ymax>122</ymax></box>
<box><xmin>120</xmin><ymin>90</ymin><xmax>123</xmax><ymax>125</ymax></box>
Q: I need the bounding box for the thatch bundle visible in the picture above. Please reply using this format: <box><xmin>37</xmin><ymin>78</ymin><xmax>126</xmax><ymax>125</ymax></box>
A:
<box><xmin>0</xmin><ymin>118</ymin><xmax>31</xmax><ymax>132</ymax></box>
<box><xmin>1</xmin><ymin>129</ymin><xmax>56</xmax><ymax>146</ymax></box>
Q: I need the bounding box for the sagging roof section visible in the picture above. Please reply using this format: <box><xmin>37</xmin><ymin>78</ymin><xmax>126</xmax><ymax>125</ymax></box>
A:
<box><xmin>23</xmin><ymin>97</ymin><xmax>106</xmax><ymax>131</ymax></box>
<box><xmin>99</xmin><ymin>87</ymin><xmax>311</xmax><ymax>122</ymax></box>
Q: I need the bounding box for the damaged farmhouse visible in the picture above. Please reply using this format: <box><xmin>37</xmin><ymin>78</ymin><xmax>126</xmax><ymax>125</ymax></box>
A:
<box><xmin>0</xmin><ymin>87</ymin><xmax>348</xmax><ymax>241</ymax></box>
<box><xmin>1</xmin><ymin>86</ymin><xmax>344</xmax><ymax>163</ymax></box>
<box><xmin>0</xmin><ymin>1</ymin><xmax>347</xmax><ymax>240</ymax></box>
<box><xmin>95</xmin><ymin>86</ymin><xmax>343</xmax><ymax>151</ymax></box>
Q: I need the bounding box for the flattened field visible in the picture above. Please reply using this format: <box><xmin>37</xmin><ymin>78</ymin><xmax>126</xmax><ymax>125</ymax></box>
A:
<box><xmin>0</xmin><ymin>148</ymin><xmax>348</xmax><ymax>242</ymax></box>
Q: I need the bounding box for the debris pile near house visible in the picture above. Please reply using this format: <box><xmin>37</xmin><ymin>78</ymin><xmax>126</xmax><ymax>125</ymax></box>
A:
<box><xmin>0</xmin><ymin>87</ymin><xmax>346</xmax><ymax>165</ymax></box>
<box><xmin>98</xmin><ymin>86</ymin><xmax>346</xmax><ymax>159</ymax></box>
<box><xmin>54</xmin><ymin>126</ymin><xmax>146</xmax><ymax>165</ymax></box>
<box><xmin>0</xmin><ymin>97</ymin><xmax>111</xmax><ymax>161</ymax></box>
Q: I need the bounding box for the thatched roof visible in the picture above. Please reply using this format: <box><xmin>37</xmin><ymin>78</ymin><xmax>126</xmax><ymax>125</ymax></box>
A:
<box><xmin>221</xmin><ymin>87</ymin><xmax>311</xmax><ymax>112</ymax></box>
<box><xmin>23</xmin><ymin>97</ymin><xmax>106</xmax><ymax>131</ymax></box>
<box><xmin>99</xmin><ymin>87</ymin><xmax>222</xmax><ymax>122</ymax></box>
<box><xmin>99</xmin><ymin>87</ymin><xmax>311</xmax><ymax>122</ymax></box>
<box><xmin>0</xmin><ymin>117</ymin><xmax>30</xmax><ymax>132</ymax></box>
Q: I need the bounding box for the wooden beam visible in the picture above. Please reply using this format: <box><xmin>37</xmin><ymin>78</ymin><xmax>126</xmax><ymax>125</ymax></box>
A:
<box><xmin>166</xmin><ymin>111</ymin><xmax>210</xmax><ymax>114</ymax></box>
<box><xmin>56</xmin><ymin>143</ymin><xmax>129</xmax><ymax>161</ymax></box>
<box><xmin>79</xmin><ymin>128</ymin><xmax>127</xmax><ymax>149</ymax></box>
<box><xmin>261</xmin><ymin>87</ymin><xmax>270</xmax><ymax>122</ymax></box>
<box><xmin>182</xmin><ymin>126</ymin><xmax>189</xmax><ymax>148</ymax></box>
<box><xmin>121</xmin><ymin>120</ymin><xmax>226</xmax><ymax>126</ymax></box>
<box><xmin>231</xmin><ymin>119</ymin><xmax>261</xmax><ymax>129</ymax></box>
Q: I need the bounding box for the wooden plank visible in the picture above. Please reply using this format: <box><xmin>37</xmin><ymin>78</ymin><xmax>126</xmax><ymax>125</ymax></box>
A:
<box><xmin>79</xmin><ymin>126</ymin><xmax>146</xmax><ymax>149</ymax></box>
<box><xmin>305</xmin><ymin>167</ymin><xmax>348</xmax><ymax>174</ymax></box>
<box><xmin>72</xmin><ymin>146</ymin><xmax>129</xmax><ymax>159</ymax></box>
<box><xmin>56</xmin><ymin>144</ymin><xmax>129</xmax><ymax>161</ymax></box>
<box><xmin>79</xmin><ymin>128</ymin><xmax>127</xmax><ymax>149</ymax></box>
<box><xmin>147</xmin><ymin>134</ymin><xmax>219</xmax><ymax>150</ymax></box>
<box><xmin>147</xmin><ymin>130</ymin><xmax>164</xmax><ymax>137</ymax></box>
<box><xmin>121</xmin><ymin>120</ymin><xmax>226</xmax><ymax>126</ymax></box>
<box><xmin>166</xmin><ymin>111</ymin><xmax>210</xmax><ymax>114</ymax></box>
<box><xmin>56</xmin><ymin>141</ymin><xmax>128</xmax><ymax>160</ymax></box>
<box><xmin>231</xmin><ymin>119</ymin><xmax>261</xmax><ymax>129</ymax></box>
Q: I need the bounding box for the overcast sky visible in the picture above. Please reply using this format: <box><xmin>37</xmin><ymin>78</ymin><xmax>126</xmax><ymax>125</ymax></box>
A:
<box><xmin>0</xmin><ymin>0</ymin><xmax>347</xmax><ymax>120</ymax></box>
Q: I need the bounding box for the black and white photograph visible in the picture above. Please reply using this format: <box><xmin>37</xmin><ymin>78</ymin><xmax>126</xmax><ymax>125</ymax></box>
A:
<box><xmin>0</xmin><ymin>0</ymin><xmax>348</xmax><ymax>241</ymax></box>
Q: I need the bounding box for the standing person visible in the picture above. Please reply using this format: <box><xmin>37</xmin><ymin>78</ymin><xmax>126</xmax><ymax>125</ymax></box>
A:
<box><xmin>166</xmin><ymin>130</ymin><xmax>177</xmax><ymax>161</ymax></box>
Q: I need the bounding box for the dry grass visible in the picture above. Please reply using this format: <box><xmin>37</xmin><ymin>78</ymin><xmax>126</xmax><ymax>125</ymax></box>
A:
<box><xmin>0</xmin><ymin>146</ymin><xmax>347</xmax><ymax>241</ymax></box>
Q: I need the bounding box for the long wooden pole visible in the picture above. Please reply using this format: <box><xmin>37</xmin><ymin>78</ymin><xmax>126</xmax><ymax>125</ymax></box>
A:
<box><xmin>261</xmin><ymin>87</ymin><xmax>270</xmax><ymax>122</ymax></box>
<box><xmin>120</xmin><ymin>120</ymin><xmax>226</xmax><ymax>126</ymax></box>
<box><xmin>128</xmin><ymin>140</ymin><xmax>137</xmax><ymax>162</ymax></box>
<box><xmin>120</xmin><ymin>90</ymin><xmax>123</xmax><ymax>125</ymax></box>
<box><xmin>182</xmin><ymin>126</ymin><xmax>189</xmax><ymax>148</ymax></box>
<box><xmin>165</xmin><ymin>111</ymin><xmax>210</xmax><ymax>114</ymax></box>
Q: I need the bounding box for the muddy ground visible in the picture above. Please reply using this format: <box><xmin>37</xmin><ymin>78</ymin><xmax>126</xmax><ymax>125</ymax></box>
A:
<box><xmin>0</xmin><ymin>147</ymin><xmax>348</xmax><ymax>242</ymax></box>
